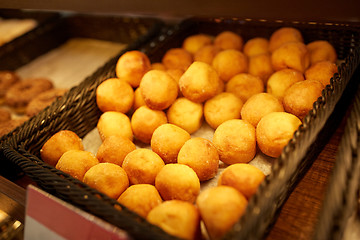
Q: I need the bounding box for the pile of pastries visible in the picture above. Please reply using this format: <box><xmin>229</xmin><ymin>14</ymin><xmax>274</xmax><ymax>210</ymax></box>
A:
<box><xmin>0</xmin><ymin>71</ymin><xmax>67</xmax><ymax>138</ymax></box>
<box><xmin>40</xmin><ymin>27</ymin><xmax>338</xmax><ymax>239</ymax></box>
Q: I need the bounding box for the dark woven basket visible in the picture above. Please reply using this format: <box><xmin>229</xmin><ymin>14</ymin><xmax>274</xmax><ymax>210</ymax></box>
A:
<box><xmin>312</xmin><ymin>75</ymin><xmax>360</xmax><ymax>240</ymax></box>
<box><xmin>0</xmin><ymin>9</ymin><xmax>61</xmax><ymax>71</ymax></box>
<box><xmin>2</xmin><ymin>17</ymin><xmax>360</xmax><ymax>239</ymax></box>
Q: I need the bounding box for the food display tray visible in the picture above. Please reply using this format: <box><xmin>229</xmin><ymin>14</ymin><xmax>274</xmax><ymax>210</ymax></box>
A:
<box><xmin>313</xmin><ymin>78</ymin><xmax>360</xmax><ymax>240</ymax></box>
<box><xmin>0</xmin><ymin>9</ymin><xmax>61</xmax><ymax>69</ymax></box>
<box><xmin>0</xmin><ymin>13</ymin><xmax>163</xmax><ymax>179</ymax></box>
<box><xmin>2</xmin><ymin>17</ymin><xmax>360</xmax><ymax>239</ymax></box>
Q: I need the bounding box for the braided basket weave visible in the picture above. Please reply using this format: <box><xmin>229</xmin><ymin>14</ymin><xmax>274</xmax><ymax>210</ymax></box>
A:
<box><xmin>2</xmin><ymin>17</ymin><xmax>360</xmax><ymax>239</ymax></box>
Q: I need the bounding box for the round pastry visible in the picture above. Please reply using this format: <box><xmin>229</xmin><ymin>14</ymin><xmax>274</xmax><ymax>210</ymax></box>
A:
<box><xmin>118</xmin><ymin>184</ymin><xmax>163</xmax><ymax>218</ymax></box>
<box><xmin>193</xmin><ymin>44</ymin><xmax>221</xmax><ymax>65</ymax></box>
<box><xmin>271</xmin><ymin>41</ymin><xmax>310</xmax><ymax>73</ymax></box>
<box><xmin>96</xmin><ymin>78</ymin><xmax>134</xmax><ymax>113</ymax></box>
<box><xmin>133</xmin><ymin>87</ymin><xmax>146</xmax><ymax>110</ymax></box>
<box><xmin>218</xmin><ymin>163</ymin><xmax>265</xmax><ymax>199</ymax></box>
<box><xmin>196</xmin><ymin>185</ymin><xmax>248</xmax><ymax>240</ymax></box>
<box><xmin>139</xmin><ymin>70</ymin><xmax>178</xmax><ymax>110</ymax></box>
<box><xmin>0</xmin><ymin>107</ymin><xmax>11</xmax><ymax>123</ymax></box>
<box><xmin>96</xmin><ymin>135</ymin><xmax>136</xmax><ymax>166</ymax></box>
<box><xmin>97</xmin><ymin>111</ymin><xmax>133</xmax><ymax>141</ymax></box>
<box><xmin>55</xmin><ymin>150</ymin><xmax>99</xmax><ymax>181</ymax></box>
<box><xmin>268</xmin><ymin>27</ymin><xmax>304</xmax><ymax>52</ymax></box>
<box><xmin>166</xmin><ymin>68</ymin><xmax>184</xmax><ymax>85</ymax></box>
<box><xmin>178</xmin><ymin>61</ymin><xmax>220</xmax><ymax>103</ymax></box>
<box><xmin>150</xmin><ymin>123</ymin><xmax>191</xmax><ymax>164</ymax></box>
<box><xmin>0</xmin><ymin>71</ymin><xmax>20</xmax><ymax>102</ymax></box>
<box><xmin>151</xmin><ymin>62</ymin><xmax>167</xmax><ymax>71</ymax></box>
<box><xmin>26</xmin><ymin>88</ymin><xmax>67</xmax><ymax>117</ymax></box>
<box><xmin>256</xmin><ymin>112</ymin><xmax>302</xmax><ymax>158</ymax></box>
<box><xmin>0</xmin><ymin>116</ymin><xmax>28</xmax><ymax>138</ymax></box>
<box><xmin>147</xmin><ymin>200</ymin><xmax>200</xmax><ymax>240</ymax></box>
<box><xmin>177</xmin><ymin>137</ymin><xmax>219</xmax><ymax>181</ymax></box>
<box><xmin>182</xmin><ymin>33</ymin><xmax>213</xmax><ymax>55</ymax></box>
<box><xmin>162</xmin><ymin>48</ymin><xmax>193</xmax><ymax>71</ymax></box>
<box><xmin>167</xmin><ymin>97</ymin><xmax>203</xmax><ymax>134</ymax></box>
<box><xmin>40</xmin><ymin>130</ymin><xmax>84</xmax><ymax>166</ymax></box>
<box><xmin>240</xmin><ymin>92</ymin><xmax>284</xmax><ymax>127</ymax></box>
<box><xmin>243</xmin><ymin>37</ymin><xmax>270</xmax><ymax>57</ymax></box>
<box><xmin>212</xmin><ymin>119</ymin><xmax>256</xmax><ymax>164</ymax></box>
<box><xmin>283</xmin><ymin>79</ymin><xmax>324</xmax><ymax>120</ymax></box>
<box><xmin>307</xmin><ymin>40</ymin><xmax>337</xmax><ymax>65</ymax></box>
<box><xmin>155</xmin><ymin>163</ymin><xmax>200</xmax><ymax>202</ymax></box>
<box><xmin>122</xmin><ymin>148</ymin><xmax>165</xmax><ymax>185</ymax></box>
<box><xmin>83</xmin><ymin>163</ymin><xmax>129</xmax><ymax>199</ymax></box>
<box><xmin>214</xmin><ymin>31</ymin><xmax>243</xmax><ymax>51</ymax></box>
<box><xmin>225</xmin><ymin>73</ymin><xmax>264</xmax><ymax>103</ymax></box>
<box><xmin>212</xmin><ymin>49</ymin><xmax>248</xmax><ymax>82</ymax></box>
<box><xmin>304</xmin><ymin>60</ymin><xmax>338</xmax><ymax>86</ymax></box>
<box><xmin>266</xmin><ymin>69</ymin><xmax>305</xmax><ymax>101</ymax></box>
<box><xmin>5</xmin><ymin>78</ymin><xmax>53</xmax><ymax>114</ymax></box>
<box><xmin>131</xmin><ymin>105</ymin><xmax>167</xmax><ymax>144</ymax></box>
<box><xmin>248</xmin><ymin>53</ymin><xmax>274</xmax><ymax>84</ymax></box>
<box><xmin>115</xmin><ymin>50</ymin><xmax>151</xmax><ymax>87</ymax></box>
<box><xmin>204</xmin><ymin>92</ymin><xmax>243</xmax><ymax>129</ymax></box>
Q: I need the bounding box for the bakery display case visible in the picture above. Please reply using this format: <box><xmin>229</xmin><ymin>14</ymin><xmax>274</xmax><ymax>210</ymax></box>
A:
<box><xmin>0</xmin><ymin>3</ymin><xmax>360</xmax><ymax>240</ymax></box>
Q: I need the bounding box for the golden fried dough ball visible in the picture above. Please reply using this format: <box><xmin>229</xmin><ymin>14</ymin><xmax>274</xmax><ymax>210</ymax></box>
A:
<box><xmin>266</xmin><ymin>69</ymin><xmax>305</xmax><ymax>101</ymax></box>
<box><xmin>118</xmin><ymin>184</ymin><xmax>162</xmax><ymax>218</ymax></box>
<box><xmin>256</xmin><ymin>112</ymin><xmax>302</xmax><ymax>158</ymax></box>
<box><xmin>122</xmin><ymin>148</ymin><xmax>165</xmax><ymax>185</ymax></box>
<box><xmin>139</xmin><ymin>69</ymin><xmax>178</xmax><ymax>110</ymax></box>
<box><xmin>115</xmin><ymin>50</ymin><xmax>151</xmax><ymax>87</ymax></box>
<box><xmin>151</xmin><ymin>123</ymin><xmax>191</xmax><ymax>164</ymax></box>
<box><xmin>96</xmin><ymin>135</ymin><xmax>136</xmax><ymax>166</ymax></box>
<box><xmin>155</xmin><ymin>163</ymin><xmax>200</xmax><ymax>202</ymax></box>
<box><xmin>177</xmin><ymin>137</ymin><xmax>219</xmax><ymax>181</ymax></box>
<box><xmin>40</xmin><ymin>130</ymin><xmax>84</xmax><ymax>166</ymax></box>
<box><xmin>212</xmin><ymin>49</ymin><xmax>248</xmax><ymax>82</ymax></box>
<box><xmin>204</xmin><ymin>92</ymin><xmax>243</xmax><ymax>129</ymax></box>
<box><xmin>179</xmin><ymin>61</ymin><xmax>220</xmax><ymax>103</ymax></box>
<box><xmin>166</xmin><ymin>68</ymin><xmax>184</xmax><ymax>85</ymax></box>
<box><xmin>151</xmin><ymin>62</ymin><xmax>166</xmax><ymax>71</ymax></box>
<box><xmin>218</xmin><ymin>163</ymin><xmax>265</xmax><ymax>199</ymax></box>
<box><xmin>307</xmin><ymin>40</ymin><xmax>337</xmax><ymax>65</ymax></box>
<box><xmin>241</xmin><ymin>93</ymin><xmax>284</xmax><ymax>127</ymax></box>
<box><xmin>214</xmin><ymin>31</ymin><xmax>243</xmax><ymax>51</ymax></box>
<box><xmin>283</xmin><ymin>79</ymin><xmax>324</xmax><ymax>120</ymax></box>
<box><xmin>96</xmin><ymin>78</ymin><xmax>134</xmax><ymax>113</ymax></box>
<box><xmin>162</xmin><ymin>48</ymin><xmax>193</xmax><ymax>71</ymax></box>
<box><xmin>182</xmin><ymin>33</ymin><xmax>213</xmax><ymax>55</ymax></box>
<box><xmin>269</xmin><ymin>27</ymin><xmax>304</xmax><ymax>52</ymax></box>
<box><xmin>243</xmin><ymin>37</ymin><xmax>270</xmax><ymax>57</ymax></box>
<box><xmin>196</xmin><ymin>186</ymin><xmax>248</xmax><ymax>240</ymax></box>
<box><xmin>133</xmin><ymin>87</ymin><xmax>146</xmax><ymax>110</ymax></box>
<box><xmin>167</xmin><ymin>97</ymin><xmax>203</xmax><ymax>134</ymax></box>
<box><xmin>304</xmin><ymin>60</ymin><xmax>338</xmax><ymax>86</ymax></box>
<box><xmin>147</xmin><ymin>200</ymin><xmax>201</xmax><ymax>240</ymax></box>
<box><xmin>83</xmin><ymin>163</ymin><xmax>129</xmax><ymax>199</ymax></box>
<box><xmin>97</xmin><ymin>111</ymin><xmax>133</xmax><ymax>141</ymax></box>
<box><xmin>248</xmin><ymin>53</ymin><xmax>274</xmax><ymax>84</ymax></box>
<box><xmin>55</xmin><ymin>150</ymin><xmax>99</xmax><ymax>181</ymax></box>
<box><xmin>193</xmin><ymin>44</ymin><xmax>221</xmax><ymax>65</ymax></box>
<box><xmin>131</xmin><ymin>105</ymin><xmax>167</xmax><ymax>144</ymax></box>
<box><xmin>213</xmin><ymin>119</ymin><xmax>256</xmax><ymax>164</ymax></box>
<box><xmin>225</xmin><ymin>73</ymin><xmax>264</xmax><ymax>103</ymax></box>
<box><xmin>271</xmin><ymin>42</ymin><xmax>310</xmax><ymax>73</ymax></box>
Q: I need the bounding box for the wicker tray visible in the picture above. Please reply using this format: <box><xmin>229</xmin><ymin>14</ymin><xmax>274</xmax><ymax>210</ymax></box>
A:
<box><xmin>2</xmin><ymin>17</ymin><xmax>360</xmax><ymax>239</ymax></box>
<box><xmin>313</xmin><ymin>74</ymin><xmax>360</xmax><ymax>240</ymax></box>
<box><xmin>0</xmin><ymin>9</ymin><xmax>61</xmax><ymax>70</ymax></box>
<box><xmin>0</xmin><ymin>13</ymin><xmax>163</xmax><ymax>179</ymax></box>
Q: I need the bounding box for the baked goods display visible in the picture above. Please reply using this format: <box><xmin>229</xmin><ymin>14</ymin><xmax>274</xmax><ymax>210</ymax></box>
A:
<box><xmin>38</xmin><ymin>25</ymin><xmax>340</xmax><ymax>239</ymax></box>
<box><xmin>0</xmin><ymin>18</ymin><xmax>37</xmax><ymax>46</ymax></box>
